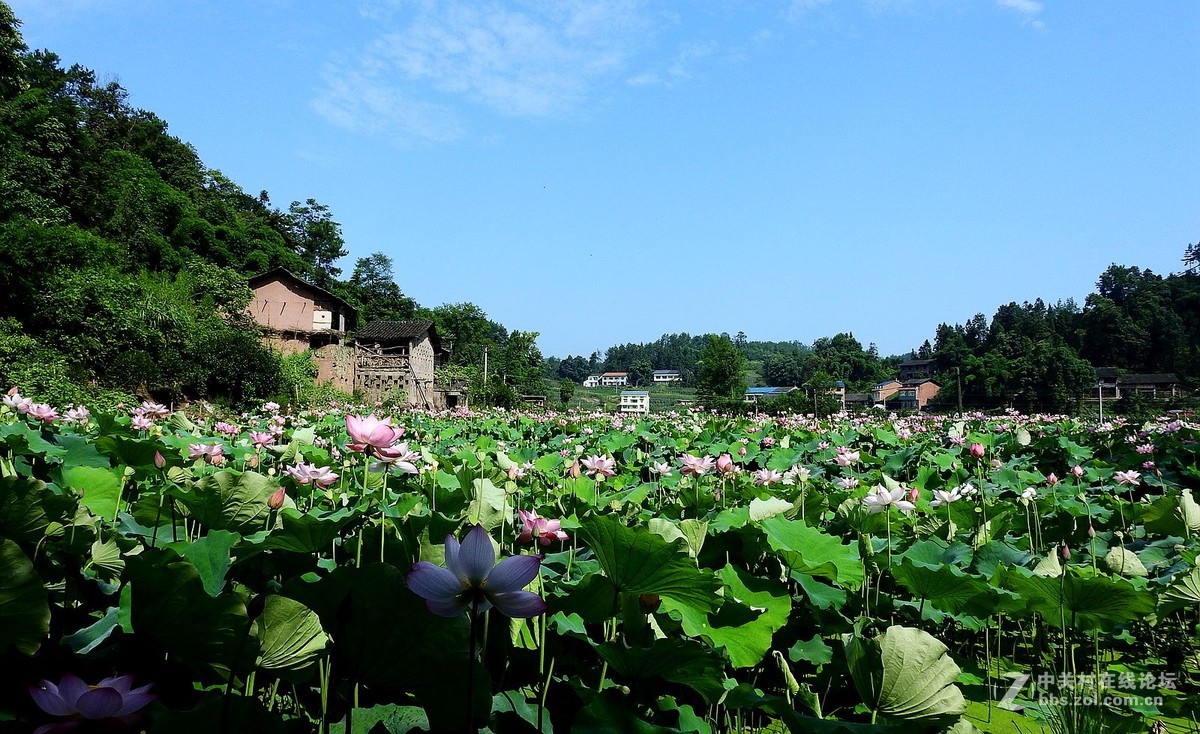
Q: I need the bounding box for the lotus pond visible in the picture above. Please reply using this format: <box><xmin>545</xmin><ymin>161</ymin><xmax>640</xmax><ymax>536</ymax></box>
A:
<box><xmin>1</xmin><ymin>394</ymin><xmax>1198</xmax><ymax>733</ymax></box>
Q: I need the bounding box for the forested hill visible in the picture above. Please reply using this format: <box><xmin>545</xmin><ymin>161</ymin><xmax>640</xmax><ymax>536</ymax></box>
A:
<box><xmin>554</xmin><ymin>251</ymin><xmax>1200</xmax><ymax>413</ymax></box>
<box><xmin>0</xmin><ymin>3</ymin><xmax>544</xmax><ymax>409</ymax></box>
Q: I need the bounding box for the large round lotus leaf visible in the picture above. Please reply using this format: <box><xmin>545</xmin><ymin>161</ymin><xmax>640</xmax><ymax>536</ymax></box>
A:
<box><xmin>890</xmin><ymin>557</ymin><xmax>999</xmax><ymax>618</ymax></box>
<box><xmin>0</xmin><ymin>538</ymin><xmax>49</xmax><ymax>655</ymax></box>
<box><xmin>761</xmin><ymin>515</ymin><xmax>863</xmax><ymax>590</ymax></box>
<box><xmin>170</xmin><ymin>470</ymin><xmax>280</xmax><ymax>534</ymax></box>
<box><xmin>1159</xmin><ymin>566</ymin><xmax>1200</xmax><ymax>614</ymax></box>
<box><xmin>1003</xmin><ymin>567</ymin><xmax>1155</xmax><ymax>631</ymax></box>
<box><xmin>253</xmin><ymin>595</ymin><xmax>328</xmax><ymax>678</ymax></box>
<box><xmin>1103</xmin><ymin>546</ymin><xmax>1148</xmax><ymax>578</ymax></box>
<box><xmin>578</xmin><ymin>515</ymin><xmax>721</xmax><ymax>612</ymax></box>
<box><xmin>843</xmin><ymin>625</ymin><xmax>967</xmax><ymax>725</ymax></box>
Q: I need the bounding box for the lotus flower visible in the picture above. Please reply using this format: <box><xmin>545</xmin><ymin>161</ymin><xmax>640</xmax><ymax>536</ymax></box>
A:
<box><xmin>63</xmin><ymin>406</ymin><xmax>90</xmax><ymax>425</ymax></box>
<box><xmin>375</xmin><ymin>442</ymin><xmax>420</xmax><ymax>474</ymax></box>
<box><xmin>130</xmin><ymin>415</ymin><xmax>153</xmax><ymax>431</ymax></box>
<box><xmin>1114</xmin><ymin>469</ymin><xmax>1141</xmax><ymax>486</ymax></box>
<box><xmin>268</xmin><ymin>487</ymin><xmax>287</xmax><ymax>510</ymax></box>
<box><xmin>1070</xmin><ymin>464</ymin><xmax>1084</xmax><ymax>478</ymax></box>
<box><xmin>187</xmin><ymin>443</ymin><xmax>224</xmax><ymax>463</ymax></box>
<box><xmin>715</xmin><ymin>453</ymin><xmax>735</xmax><ymax>476</ymax></box>
<box><xmin>27</xmin><ymin>403</ymin><xmax>58</xmax><ymax>423</ymax></box>
<box><xmin>250</xmin><ymin>431</ymin><xmax>275</xmax><ymax>448</ymax></box>
<box><xmin>650</xmin><ymin>461</ymin><xmax>673</xmax><ymax>477</ymax></box>
<box><xmin>679</xmin><ymin>454</ymin><xmax>714</xmax><ymax>477</ymax></box>
<box><xmin>753</xmin><ymin>468</ymin><xmax>783</xmax><ymax>486</ymax></box>
<box><xmin>345</xmin><ymin>414</ymin><xmax>401</xmax><ymax>452</ymax></box>
<box><xmin>1045</xmin><ymin>472</ymin><xmax>1059</xmax><ymax>486</ymax></box>
<box><xmin>581</xmin><ymin>454</ymin><xmax>616</xmax><ymax>479</ymax></box>
<box><xmin>139</xmin><ymin>401</ymin><xmax>169</xmax><ymax>418</ymax></box>
<box><xmin>861</xmin><ymin>485</ymin><xmax>915</xmax><ymax>514</ymax></box>
<box><xmin>517</xmin><ymin>509</ymin><xmax>568</xmax><ymax>546</ymax></box>
<box><xmin>969</xmin><ymin>443</ymin><xmax>985</xmax><ymax>458</ymax></box>
<box><xmin>3</xmin><ymin>387</ymin><xmax>32</xmax><ymax>414</ymax></box>
<box><xmin>285</xmin><ymin>461</ymin><xmax>339</xmax><ymax>487</ymax></box>
<box><xmin>1020</xmin><ymin>487</ymin><xmax>1037</xmax><ymax>501</ymax></box>
<box><xmin>930</xmin><ymin>487</ymin><xmax>963</xmax><ymax>508</ymax></box>
<box><xmin>407</xmin><ymin>524</ymin><xmax>546</xmax><ymax>618</ymax></box>
<box><xmin>833</xmin><ymin>449</ymin><xmax>859</xmax><ymax>467</ymax></box>
<box><xmin>29</xmin><ymin>674</ymin><xmax>153</xmax><ymax>734</ymax></box>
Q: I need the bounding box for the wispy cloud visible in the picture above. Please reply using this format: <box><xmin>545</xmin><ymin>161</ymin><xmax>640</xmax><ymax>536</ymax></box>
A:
<box><xmin>996</xmin><ymin>0</ymin><xmax>1046</xmax><ymax>29</ymax></box>
<box><xmin>315</xmin><ymin>0</ymin><xmax>655</xmax><ymax>143</ymax></box>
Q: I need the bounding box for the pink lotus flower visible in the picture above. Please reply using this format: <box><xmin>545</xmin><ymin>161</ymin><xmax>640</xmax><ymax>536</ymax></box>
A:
<box><xmin>1114</xmin><ymin>469</ymin><xmax>1141</xmax><ymax>486</ymax></box>
<box><xmin>1070</xmin><ymin>465</ymin><xmax>1084</xmax><ymax>478</ymax></box>
<box><xmin>1061</xmin><ymin>543</ymin><xmax>1071</xmax><ymax>561</ymax></box>
<box><xmin>29</xmin><ymin>674</ymin><xmax>153</xmax><ymax>734</ymax></box>
<box><xmin>679</xmin><ymin>454</ymin><xmax>715</xmax><ymax>477</ymax></box>
<box><xmin>407</xmin><ymin>524</ymin><xmax>546</xmax><ymax>618</ymax></box>
<box><xmin>3</xmin><ymin>387</ymin><xmax>32</xmax><ymax>414</ymax></box>
<box><xmin>250</xmin><ymin>431</ymin><xmax>275</xmax><ymax>448</ymax></box>
<box><xmin>268</xmin><ymin>487</ymin><xmax>287</xmax><ymax>510</ymax></box>
<box><xmin>375</xmin><ymin>442</ymin><xmax>420</xmax><ymax>474</ymax></box>
<box><xmin>345</xmin><ymin>414</ymin><xmax>402</xmax><ymax>452</ymax></box>
<box><xmin>837</xmin><ymin>476</ymin><xmax>859</xmax><ymax>490</ymax></box>
<box><xmin>753</xmin><ymin>468</ymin><xmax>783</xmax><ymax>486</ymax></box>
<box><xmin>187</xmin><ymin>443</ymin><xmax>224</xmax><ymax>463</ymax></box>
<box><xmin>517</xmin><ymin>509</ymin><xmax>569</xmax><ymax>546</ymax></box>
<box><xmin>969</xmin><ymin>443</ymin><xmax>986</xmax><ymax>458</ymax></box>
<box><xmin>715</xmin><ymin>454</ymin><xmax>735</xmax><ymax>476</ymax></box>
<box><xmin>581</xmin><ymin>454</ymin><xmax>616</xmax><ymax>480</ymax></box>
<box><xmin>1045</xmin><ymin>472</ymin><xmax>1059</xmax><ymax>486</ymax></box>
<box><xmin>565</xmin><ymin>459</ymin><xmax>582</xmax><ymax>479</ymax></box>
<box><xmin>139</xmin><ymin>401</ymin><xmax>169</xmax><ymax>417</ymax></box>
<box><xmin>153</xmin><ymin>452</ymin><xmax>166</xmax><ymax>469</ymax></box>
<box><xmin>63</xmin><ymin>406</ymin><xmax>90</xmax><ymax>425</ymax></box>
<box><xmin>130</xmin><ymin>415</ymin><xmax>153</xmax><ymax>431</ymax></box>
<box><xmin>834</xmin><ymin>449</ymin><xmax>860</xmax><ymax>467</ymax></box>
<box><xmin>861</xmin><ymin>485</ymin><xmax>915</xmax><ymax>514</ymax></box>
<box><xmin>27</xmin><ymin>403</ymin><xmax>58</xmax><ymax>423</ymax></box>
<box><xmin>285</xmin><ymin>462</ymin><xmax>339</xmax><ymax>487</ymax></box>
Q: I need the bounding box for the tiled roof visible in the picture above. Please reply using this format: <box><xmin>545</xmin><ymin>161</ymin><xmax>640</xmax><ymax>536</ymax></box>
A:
<box><xmin>901</xmin><ymin>378</ymin><xmax>939</xmax><ymax>387</ymax></box>
<box><xmin>248</xmin><ymin>267</ymin><xmax>356</xmax><ymax>313</ymax></box>
<box><xmin>653</xmin><ymin>370</ymin><xmax>680</xmax><ymax>375</ymax></box>
<box><xmin>622</xmin><ymin>391</ymin><xmax>649</xmax><ymax>396</ymax></box>
<box><xmin>1116</xmin><ymin>373</ymin><xmax>1179</xmax><ymax>385</ymax></box>
<box><xmin>354</xmin><ymin>320</ymin><xmax>435</xmax><ymax>343</ymax></box>
<box><xmin>601</xmin><ymin>372</ymin><xmax>628</xmax><ymax>376</ymax></box>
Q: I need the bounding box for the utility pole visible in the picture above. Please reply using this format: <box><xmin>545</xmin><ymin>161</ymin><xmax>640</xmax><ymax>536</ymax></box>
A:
<box><xmin>1097</xmin><ymin>381</ymin><xmax>1104</xmax><ymax>423</ymax></box>
<box><xmin>483</xmin><ymin>345</ymin><xmax>489</xmax><ymax>388</ymax></box>
<box><xmin>955</xmin><ymin>366</ymin><xmax>963</xmax><ymax>416</ymax></box>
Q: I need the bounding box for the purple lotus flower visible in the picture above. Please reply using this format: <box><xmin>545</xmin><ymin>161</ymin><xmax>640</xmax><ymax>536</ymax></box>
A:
<box><xmin>29</xmin><ymin>674</ymin><xmax>153</xmax><ymax>734</ymax></box>
<box><xmin>407</xmin><ymin>524</ymin><xmax>547</xmax><ymax>618</ymax></box>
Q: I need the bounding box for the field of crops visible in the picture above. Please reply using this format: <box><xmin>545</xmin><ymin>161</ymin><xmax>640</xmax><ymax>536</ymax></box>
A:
<box><xmin>1</xmin><ymin>391</ymin><xmax>1198</xmax><ymax>733</ymax></box>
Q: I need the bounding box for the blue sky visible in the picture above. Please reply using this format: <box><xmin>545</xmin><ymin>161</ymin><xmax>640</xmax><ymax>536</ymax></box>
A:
<box><xmin>10</xmin><ymin>0</ymin><xmax>1198</xmax><ymax>359</ymax></box>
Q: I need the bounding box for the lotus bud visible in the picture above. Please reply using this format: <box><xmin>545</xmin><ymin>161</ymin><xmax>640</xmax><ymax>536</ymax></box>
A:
<box><xmin>1045</xmin><ymin>472</ymin><xmax>1058</xmax><ymax>486</ymax></box>
<box><xmin>638</xmin><ymin>593</ymin><xmax>661</xmax><ymax>614</ymax></box>
<box><xmin>247</xmin><ymin>453</ymin><xmax>260</xmax><ymax>468</ymax></box>
<box><xmin>1087</xmin><ymin>524</ymin><xmax>1095</xmax><ymax>539</ymax></box>
<box><xmin>154</xmin><ymin>451</ymin><xmax>166</xmax><ymax>469</ymax></box>
<box><xmin>1061</xmin><ymin>543</ymin><xmax>1071</xmax><ymax>561</ymax></box>
<box><xmin>268</xmin><ymin>487</ymin><xmax>286</xmax><ymax>511</ymax></box>
<box><xmin>908</xmin><ymin>485</ymin><xmax>920</xmax><ymax>503</ymax></box>
<box><xmin>969</xmin><ymin>443</ymin><xmax>985</xmax><ymax>458</ymax></box>
<box><xmin>566</xmin><ymin>460</ymin><xmax>581</xmax><ymax>479</ymax></box>
<box><xmin>738</xmin><ymin>446</ymin><xmax>747</xmax><ymax>457</ymax></box>
<box><xmin>1071</xmin><ymin>465</ymin><xmax>1084</xmax><ymax>478</ymax></box>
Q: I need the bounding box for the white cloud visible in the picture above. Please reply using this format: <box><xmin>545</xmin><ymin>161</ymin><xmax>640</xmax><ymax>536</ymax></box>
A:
<box><xmin>996</xmin><ymin>0</ymin><xmax>1043</xmax><ymax>14</ymax></box>
<box><xmin>316</xmin><ymin>0</ymin><xmax>655</xmax><ymax>142</ymax></box>
<box><xmin>996</xmin><ymin>0</ymin><xmax>1046</xmax><ymax>29</ymax></box>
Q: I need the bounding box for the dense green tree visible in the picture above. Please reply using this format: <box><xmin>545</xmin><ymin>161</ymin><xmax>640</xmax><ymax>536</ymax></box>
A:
<box><xmin>347</xmin><ymin>252</ymin><xmax>416</xmax><ymax>325</ymax></box>
<box><xmin>696</xmin><ymin>334</ymin><xmax>746</xmax><ymax>404</ymax></box>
